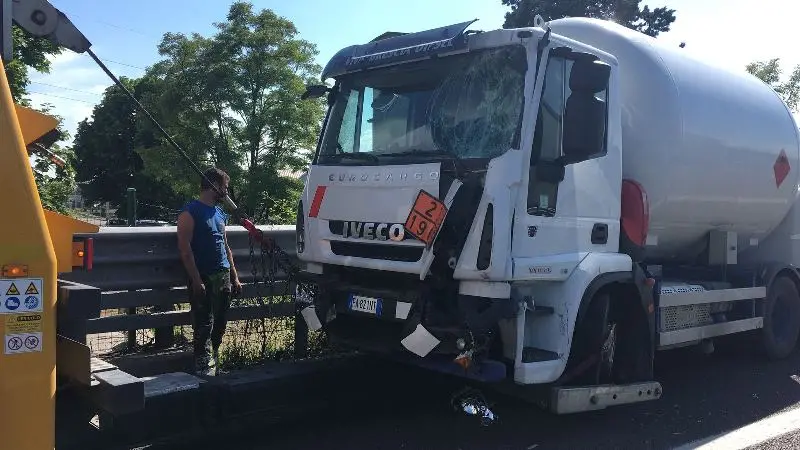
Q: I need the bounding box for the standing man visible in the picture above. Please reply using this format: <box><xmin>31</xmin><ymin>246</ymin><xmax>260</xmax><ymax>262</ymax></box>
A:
<box><xmin>177</xmin><ymin>167</ymin><xmax>242</xmax><ymax>376</ymax></box>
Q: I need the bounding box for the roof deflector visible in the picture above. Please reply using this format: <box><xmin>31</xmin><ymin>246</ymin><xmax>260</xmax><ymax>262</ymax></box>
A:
<box><xmin>321</xmin><ymin>19</ymin><xmax>478</xmax><ymax>80</ymax></box>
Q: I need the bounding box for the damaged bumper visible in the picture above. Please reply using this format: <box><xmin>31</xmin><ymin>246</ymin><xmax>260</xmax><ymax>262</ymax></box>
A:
<box><xmin>294</xmin><ymin>268</ymin><xmax>515</xmax><ymax>383</ymax></box>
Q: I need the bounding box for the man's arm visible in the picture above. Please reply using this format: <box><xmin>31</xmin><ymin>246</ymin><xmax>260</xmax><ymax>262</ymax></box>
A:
<box><xmin>177</xmin><ymin>211</ymin><xmax>203</xmax><ymax>290</ymax></box>
<box><xmin>224</xmin><ymin>231</ymin><xmax>239</xmax><ymax>282</ymax></box>
<box><xmin>223</xmin><ymin>229</ymin><xmax>242</xmax><ymax>296</ymax></box>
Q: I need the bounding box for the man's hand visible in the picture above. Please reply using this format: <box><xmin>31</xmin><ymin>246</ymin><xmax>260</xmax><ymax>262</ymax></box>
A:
<box><xmin>232</xmin><ymin>277</ymin><xmax>243</xmax><ymax>297</ymax></box>
<box><xmin>192</xmin><ymin>279</ymin><xmax>206</xmax><ymax>298</ymax></box>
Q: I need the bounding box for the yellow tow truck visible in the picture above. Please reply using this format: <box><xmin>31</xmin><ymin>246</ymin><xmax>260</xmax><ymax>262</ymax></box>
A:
<box><xmin>2</xmin><ymin>1</ymin><xmax>101</xmax><ymax>448</ymax></box>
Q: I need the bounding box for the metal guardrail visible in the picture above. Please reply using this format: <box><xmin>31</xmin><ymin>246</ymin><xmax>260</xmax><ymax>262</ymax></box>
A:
<box><xmin>58</xmin><ymin>225</ymin><xmax>305</xmax><ymax>356</ymax></box>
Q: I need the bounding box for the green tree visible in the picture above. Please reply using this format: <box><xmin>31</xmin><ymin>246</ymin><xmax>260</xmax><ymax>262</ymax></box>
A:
<box><xmin>70</xmin><ymin>2</ymin><xmax>324</xmax><ymax>224</ymax></box>
<box><xmin>28</xmin><ymin>105</ymin><xmax>75</xmax><ymax>214</ymax></box>
<box><xmin>5</xmin><ymin>26</ymin><xmax>75</xmax><ymax>213</ymax></box>
<box><xmin>501</xmin><ymin>0</ymin><xmax>677</xmax><ymax>37</ymax></box>
<box><xmin>72</xmin><ymin>76</ymin><xmax>182</xmax><ymax>221</ymax></box>
<box><xmin>136</xmin><ymin>2</ymin><xmax>324</xmax><ymax>224</ymax></box>
<box><xmin>5</xmin><ymin>26</ymin><xmax>63</xmax><ymax>104</ymax></box>
<box><xmin>746</xmin><ymin>58</ymin><xmax>800</xmax><ymax>113</ymax></box>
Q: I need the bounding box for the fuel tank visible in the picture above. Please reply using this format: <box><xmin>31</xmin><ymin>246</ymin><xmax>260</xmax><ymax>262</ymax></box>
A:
<box><xmin>547</xmin><ymin>18</ymin><xmax>800</xmax><ymax>262</ymax></box>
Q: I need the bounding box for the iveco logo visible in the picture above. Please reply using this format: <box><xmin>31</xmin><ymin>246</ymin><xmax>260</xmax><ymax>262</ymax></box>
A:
<box><xmin>328</xmin><ymin>171</ymin><xmax>439</xmax><ymax>183</ymax></box>
<box><xmin>341</xmin><ymin>222</ymin><xmax>407</xmax><ymax>241</ymax></box>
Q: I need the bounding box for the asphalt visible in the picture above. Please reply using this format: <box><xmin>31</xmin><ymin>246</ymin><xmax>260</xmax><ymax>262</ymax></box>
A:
<box><xmin>119</xmin><ymin>332</ymin><xmax>800</xmax><ymax>450</ymax></box>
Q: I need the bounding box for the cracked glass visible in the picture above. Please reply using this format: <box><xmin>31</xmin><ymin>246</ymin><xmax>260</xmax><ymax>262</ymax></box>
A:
<box><xmin>318</xmin><ymin>44</ymin><xmax>528</xmax><ymax>164</ymax></box>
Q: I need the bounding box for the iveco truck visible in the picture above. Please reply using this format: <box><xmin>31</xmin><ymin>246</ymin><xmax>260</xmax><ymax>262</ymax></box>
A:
<box><xmin>294</xmin><ymin>16</ymin><xmax>800</xmax><ymax>413</ymax></box>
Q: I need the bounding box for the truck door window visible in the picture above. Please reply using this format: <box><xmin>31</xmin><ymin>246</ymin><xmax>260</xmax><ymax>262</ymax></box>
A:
<box><xmin>528</xmin><ymin>56</ymin><xmax>572</xmax><ymax>216</ymax></box>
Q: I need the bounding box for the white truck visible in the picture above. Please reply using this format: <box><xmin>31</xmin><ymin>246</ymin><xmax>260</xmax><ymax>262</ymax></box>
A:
<box><xmin>295</xmin><ymin>16</ymin><xmax>800</xmax><ymax>413</ymax></box>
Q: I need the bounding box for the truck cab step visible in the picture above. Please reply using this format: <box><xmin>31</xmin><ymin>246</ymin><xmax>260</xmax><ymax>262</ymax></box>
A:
<box><xmin>522</xmin><ymin>346</ymin><xmax>560</xmax><ymax>363</ymax></box>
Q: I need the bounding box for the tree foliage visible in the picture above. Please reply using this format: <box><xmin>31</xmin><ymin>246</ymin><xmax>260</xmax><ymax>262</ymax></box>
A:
<box><xmin>5</xmin><ymin>26</ymin><xmax>63</xmax><ymax>104</ymax></box>
<box><xmin>28</xmin><ymin>105</ymin><xmax>75</xmax><ymax>214</ymax></box>
<box><xmin>4</xmin><ymin>27</ymin><xmax>74</xmax><ymax>213</ymax></box>
<box><xmin>72</xmin><ymin>2</ymin><xmax>324</xmax><ymax>224</ymax></box>
<box><xmin>501</xmin><ymin>0</ymin><xmax>677</xmax><ymax>37</ymax></box>
<box><xmin>746</xmin><ymin>58</ymin><xmax>800</xmax><ymax>113</ymax></box>
<box><xmin>72</xmin><ymin>77</ymin><xmax>182</xmax><ymax>221</ymax></box>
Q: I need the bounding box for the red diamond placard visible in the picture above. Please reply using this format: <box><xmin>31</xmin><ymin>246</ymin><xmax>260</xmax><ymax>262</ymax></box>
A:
<box><xmin>774</xmin><ymin>149</ymin><xmax>790</xmax><ymax>188</ymax></box>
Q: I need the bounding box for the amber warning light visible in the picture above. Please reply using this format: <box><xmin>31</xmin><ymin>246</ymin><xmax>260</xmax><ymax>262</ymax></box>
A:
<box><xmin>72</xmin><ymin>238</ymin><xmax>94</xmax><ymax>271</ymax></box>
<box><xmin>1</xmin><ymin>265</ymin><xmax>29</xmax><ymax>278</ymax></box>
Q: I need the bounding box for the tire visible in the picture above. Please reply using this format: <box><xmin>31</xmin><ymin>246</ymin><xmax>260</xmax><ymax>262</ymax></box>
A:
<box><xmin>761</xmin><ymin>275</ymin><xmax>800</xmax><ymax>360</ymax></box>
<box><xmin>561</xmin><ymin>293</ymin><xmax>611</xmax><ymax>386</ymax></box>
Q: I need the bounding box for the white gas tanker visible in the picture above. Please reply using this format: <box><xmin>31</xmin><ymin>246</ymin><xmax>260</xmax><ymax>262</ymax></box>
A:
<box><xmin>295</xmin><ymin>16</ymin><xmax>800</xmax><ymax>414</ymax></box>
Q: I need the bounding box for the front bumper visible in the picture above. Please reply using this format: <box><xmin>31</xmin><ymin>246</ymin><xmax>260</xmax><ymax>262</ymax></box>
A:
<box><xmin>294</xmin><ymin>267</ymin><xmax>514</xmax><ymax>382</ymax></box>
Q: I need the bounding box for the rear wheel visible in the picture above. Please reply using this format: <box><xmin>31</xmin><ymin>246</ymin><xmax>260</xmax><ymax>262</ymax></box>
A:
<box><xmin>761</xmin><ymin>275</ymin><xmax>800</xmax><ymax>360</ymax></box>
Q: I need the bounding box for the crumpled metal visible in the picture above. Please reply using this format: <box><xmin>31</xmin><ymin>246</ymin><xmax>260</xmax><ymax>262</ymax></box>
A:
<box><xmin>451</xmin><ymin>387</ymin><xmax>498</xmax><ymax>426</ymax></box>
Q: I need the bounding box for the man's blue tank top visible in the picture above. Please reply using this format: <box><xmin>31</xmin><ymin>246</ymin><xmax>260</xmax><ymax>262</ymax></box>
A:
<box><xmin>183</xmin><ymin>200</ymin><xmax>230</xmax><ymax>276</ymax></box>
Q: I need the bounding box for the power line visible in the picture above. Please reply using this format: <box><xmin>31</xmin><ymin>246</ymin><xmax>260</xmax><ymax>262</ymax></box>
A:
<box><xmin>97</xmin><ymin>57</ymin><xmax>147</xmax><ymax>71</ymax></box>
<box><xmin>30</xmin><ymin>81</ymin><xmax>104</xmax><ymax>97</ymax></box>
<box><xmin>53</xmin><ymin>8</ymin><xmax>159</xmax><ymax>39</ymax></box>
<box><xmin>27</xmin><ymin>90</ymin><xmax>97</xmax><ymax>105</ymax></box>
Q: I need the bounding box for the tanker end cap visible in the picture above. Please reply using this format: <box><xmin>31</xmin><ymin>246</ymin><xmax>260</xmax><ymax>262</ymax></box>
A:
<box><xmin>12</xmin><ymin>0</ymin><xmax>91</xmax><ymax>53</ymax></box>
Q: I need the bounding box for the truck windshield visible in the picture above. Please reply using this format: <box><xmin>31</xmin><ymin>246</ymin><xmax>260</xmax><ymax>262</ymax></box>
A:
<box><xmin>317</xmin><ymin>45</ymin><xmax>528</xmax><ymax>165</ymax></box>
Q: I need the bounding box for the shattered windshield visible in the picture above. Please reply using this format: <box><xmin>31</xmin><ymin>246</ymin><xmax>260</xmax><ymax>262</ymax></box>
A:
<box><xmin>318</xmin><ymin>45</ymin><xmax>528</xmax><ymax>164</ymax></box>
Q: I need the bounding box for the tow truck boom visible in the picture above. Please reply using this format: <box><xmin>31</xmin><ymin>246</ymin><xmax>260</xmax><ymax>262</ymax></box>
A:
<box><xmin>4</xmin><ymin>0</ymin><xmax>91</xmax><ymax>56</ymax></box>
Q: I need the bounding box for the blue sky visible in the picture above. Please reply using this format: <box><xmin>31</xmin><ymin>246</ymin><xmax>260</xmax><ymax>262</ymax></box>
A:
<box><xmin>28</xmin><ymin>0</ymin><xmax>800</xmax><ymax>140</ymax></box>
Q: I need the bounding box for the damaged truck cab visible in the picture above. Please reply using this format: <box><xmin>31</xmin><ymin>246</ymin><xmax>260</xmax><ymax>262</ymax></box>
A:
<box><xmin>295</xmin><ymin>16</ymin><xmax>800</xmax><ymax>413</ymax></box>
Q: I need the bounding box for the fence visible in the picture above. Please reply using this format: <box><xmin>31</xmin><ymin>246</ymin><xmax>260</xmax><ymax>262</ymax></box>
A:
<box><xmin>58</xmin><ymin>225</ymin><xmax>324</xmax><ymax>370</ymax></box>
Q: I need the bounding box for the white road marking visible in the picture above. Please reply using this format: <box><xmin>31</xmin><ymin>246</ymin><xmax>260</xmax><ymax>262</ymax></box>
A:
<box><xmin>673</xmin><ymin>405</ymin><xmax>800</xmax><ymax>450</ymax></box>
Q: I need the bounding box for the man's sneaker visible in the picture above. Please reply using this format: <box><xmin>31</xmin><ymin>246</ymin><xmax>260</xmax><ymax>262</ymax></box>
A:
<box><xmin>206</xmin><ymin>354</ymin><xmax>218</xmax><ymax>376</ymax></box>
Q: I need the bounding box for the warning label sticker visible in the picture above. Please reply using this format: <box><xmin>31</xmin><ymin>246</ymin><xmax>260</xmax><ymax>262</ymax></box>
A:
<box><xmin>0</xmin><ymin>278</ymin><xmax>43</xmax><ymax>314</ymax></box>
<box><xmin>5</xmin><ymin>332</ymin><xmax>42</xmax><ymax>355</ymax></box>
<box><xmin>25</xmin><ymin>282</ymin><xmax>39</xmax><ymax>295</ymax></box>
<box><xmin>5</xmin><ymin>313</ymin><xmax>43</xmax><ymax>335</ymax></box>
<box><xmin>5</xmin><ymin>283</ymin><xmax>19</xmax><ymax>296</ymax></box>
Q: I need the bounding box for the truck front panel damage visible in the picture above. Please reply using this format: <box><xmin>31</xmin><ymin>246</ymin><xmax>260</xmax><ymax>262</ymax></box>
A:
<box><xmin>295</xmin><ymin>31</ymin><xmax>536</xmax><ymax>380</ymax></box>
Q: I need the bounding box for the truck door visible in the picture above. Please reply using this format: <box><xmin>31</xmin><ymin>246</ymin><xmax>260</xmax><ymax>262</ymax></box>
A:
<box><xmin>511</xmin><ymin>46</ymin><xmax>622</xmax><ymax>280</ymax></box>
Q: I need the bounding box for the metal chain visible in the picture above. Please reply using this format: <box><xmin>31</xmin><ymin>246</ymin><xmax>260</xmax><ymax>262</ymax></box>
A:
<box><xmin>242</xmin><ymin>211</ymin><xmax>321</xmax><ymax>327</ymax></box>
<box><xmin>248</xmin><ymin>234</ymin><xmax>264</xmax><ymax>303</ymax></box>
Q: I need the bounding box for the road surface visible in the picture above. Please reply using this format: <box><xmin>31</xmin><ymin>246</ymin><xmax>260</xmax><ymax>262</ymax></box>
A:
<box><xmin>130</xmin><ymin>333</ymin><xmax>800</xmax><ymax>450</ymax></box>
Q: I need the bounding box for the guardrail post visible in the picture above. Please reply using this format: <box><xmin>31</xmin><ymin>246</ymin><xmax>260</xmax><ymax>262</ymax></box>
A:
<box><xmin>126</xmin><ymin>187</ymin><xmax>137</xmax><ymax>227</ymax></box>
<box><xmin>292</xmin><ymin>281</ymin><xmax>308</xmax><ymax>359</ymax></box>
<box><xmin>126</xmin><ymin>288</ymin><xmax>136</xmax><ymax>351</ymax></box>
<box><xmin>153</xmin><ymin>288</ymin><xmax>175</xmax><ymax>349</ymax></box>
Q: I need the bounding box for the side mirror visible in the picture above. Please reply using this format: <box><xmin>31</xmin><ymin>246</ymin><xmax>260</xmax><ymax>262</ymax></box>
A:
<box><xmin>301</xmin><ymin>84</ymin><xmax>331</xmax><ymax>101</ymax></box>
<box><xmin>561</xmin><ymin>59</ymin><xmax>610</xmax><ymax>164</ymax></box>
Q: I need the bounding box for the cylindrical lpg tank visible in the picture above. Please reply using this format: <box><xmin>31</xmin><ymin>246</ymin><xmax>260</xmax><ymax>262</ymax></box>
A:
<box><xmin>546</xmin><ymin>17</ymin><xmax>800</xmax><ymax>262</ymax></box>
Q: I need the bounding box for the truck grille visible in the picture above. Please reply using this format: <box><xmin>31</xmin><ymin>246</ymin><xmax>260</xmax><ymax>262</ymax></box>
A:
<box><xmin>329</xmin><ymin>241</ymin><xmax>423</xmax><ymax>262</ymax></box>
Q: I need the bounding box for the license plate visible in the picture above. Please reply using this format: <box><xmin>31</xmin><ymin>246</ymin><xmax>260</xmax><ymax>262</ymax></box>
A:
<box><xmin>348</xmin><ymin>294</ymin><xmax>383</xmax><ymax>316</ymax></box>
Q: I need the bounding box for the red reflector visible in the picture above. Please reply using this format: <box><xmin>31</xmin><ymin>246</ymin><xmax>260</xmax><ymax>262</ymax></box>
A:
<box><xmin>621</xmin><ymin>179</ymin><xmax>649</xmax><ymax>247</ymax></box>
<box><xmin>85</xmin><ymin>238</ymin><xmax>94</xmax><ymax>271</ymax></box>
<box><xmin>309</xmin><ymin>186</ymin><xmax>327</xmax><ymax>218</ymax></box>
<box><xmin>774</xmin><ymin>149</ymin><xmax>791</xmax><ymax>188</ymax></box>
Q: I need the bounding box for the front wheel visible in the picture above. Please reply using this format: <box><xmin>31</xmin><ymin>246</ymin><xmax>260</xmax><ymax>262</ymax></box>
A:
<box><xmin>761</xmin><ymin>275</ymin><xmax>800</xmax><ymax>360</ymax></box>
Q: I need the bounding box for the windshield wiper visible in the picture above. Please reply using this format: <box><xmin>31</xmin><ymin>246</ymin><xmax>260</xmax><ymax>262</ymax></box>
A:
<box><xmin>324</xmin><ymin>152</ymin><xmax>380</xmax><ymax>163</ymax></box>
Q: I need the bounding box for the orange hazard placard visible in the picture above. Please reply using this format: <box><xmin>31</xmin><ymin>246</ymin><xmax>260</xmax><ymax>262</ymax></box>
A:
<box><xmin>404</xmin><ymin>190</ymin><xmax>448</xmax><ymax>246</ymax></box>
